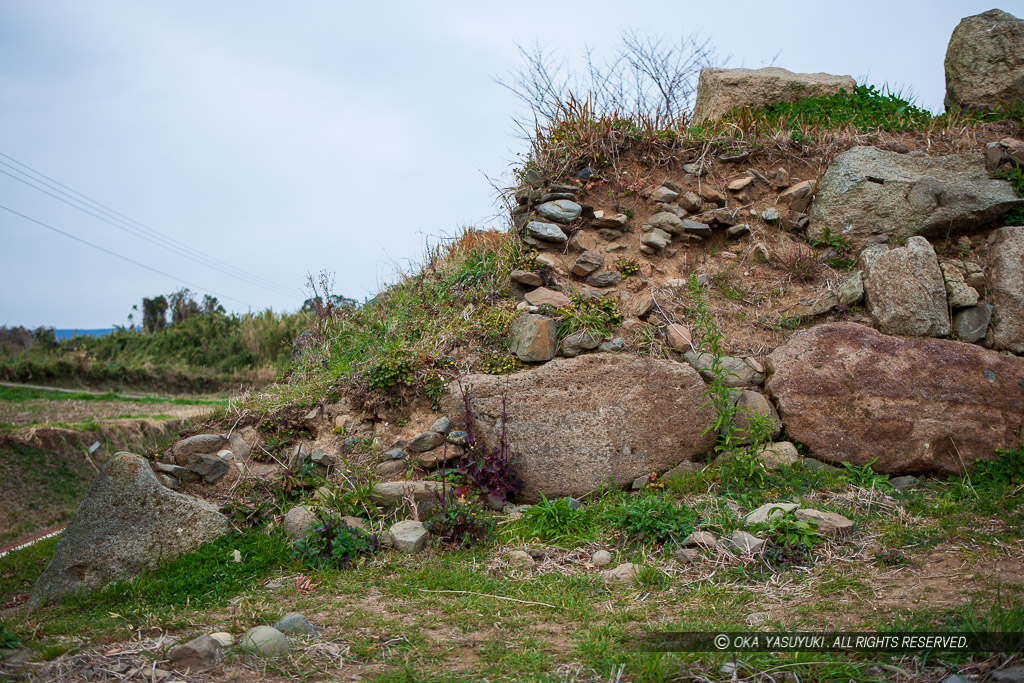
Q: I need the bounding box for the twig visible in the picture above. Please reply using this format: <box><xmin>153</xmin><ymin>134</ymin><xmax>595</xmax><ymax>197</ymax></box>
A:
<box><xmin>419</xmin><ymin>589</ymin><xmax>558</xmax><ymax>609</ymax></box>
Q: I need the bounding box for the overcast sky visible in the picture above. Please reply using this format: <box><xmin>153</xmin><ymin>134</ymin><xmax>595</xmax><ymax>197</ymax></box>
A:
<box><xmin>0</xmin><ymin>0</ymin><xmax>1011</xmax><ymax>328</ymax></box>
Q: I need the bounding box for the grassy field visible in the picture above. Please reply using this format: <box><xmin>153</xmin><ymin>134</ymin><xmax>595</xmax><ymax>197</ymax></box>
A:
<box><xmin>2</xmin><ymin>451</ymin><xmax>1022</xmax><ymax>681</ymax></box>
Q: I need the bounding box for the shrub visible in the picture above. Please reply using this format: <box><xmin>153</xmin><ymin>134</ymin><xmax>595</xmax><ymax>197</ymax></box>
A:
<box><xmin>609</xmin><ymin>493</ymin><xmax>699</xmax><ymax>545</ymax></box>
<box><xmin>556</xmin><ymin>297</ymin><xmax>623</xmax><ymax>339</ymax></box>
<box><xmin>292</xmin><ymin>513</ymin><xmax>377</xmax><ymax>569</ymax></box>
<box><xmin>755</xmin><ymin>509</ymin><xmax>820</xmax><ymax>569</ymax></box>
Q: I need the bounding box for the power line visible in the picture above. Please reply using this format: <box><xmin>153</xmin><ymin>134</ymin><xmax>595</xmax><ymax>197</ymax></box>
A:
<box><xmin>0</xmin><ymin>202</ymin><xmax>253</xmax><ymax>308</ymax></box>
<box><xmin>0</xmin><ymin>151</ymin><xmax>303</xmax><ymax>298</ymax></box>
<box><xmin>0</xmin><ymin>165</ymin><xmax>298</xmax><ymax>299</ymax></box>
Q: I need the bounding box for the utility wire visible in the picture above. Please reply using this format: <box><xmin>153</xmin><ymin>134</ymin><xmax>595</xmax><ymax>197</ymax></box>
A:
<box><xmin>0</xmin><ymin>165</ymin><xmax>298</xmax><ymax>299</ymax></box>
<box><xmin>0</xmin><ymin>202</ymin><xmax>253</xmax><ymax>308</ymax></box>
<box><xmin>0</xmin><ymin>152</ymin><xmax>302</xmax><ymax>298</ymax></box>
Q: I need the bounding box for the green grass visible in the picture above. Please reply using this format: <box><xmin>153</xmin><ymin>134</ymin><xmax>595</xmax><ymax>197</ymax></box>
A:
<box><xmin>0</xmin><ymin>384</ymin><xmax>226</xmax><ymax>406</ymax></box>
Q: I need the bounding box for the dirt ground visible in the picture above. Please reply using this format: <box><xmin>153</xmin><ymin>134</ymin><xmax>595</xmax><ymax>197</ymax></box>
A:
<box><xmin>0</xmin><ymin>398</ymin><xmax>214</xmax><ymax>427</ymax></box>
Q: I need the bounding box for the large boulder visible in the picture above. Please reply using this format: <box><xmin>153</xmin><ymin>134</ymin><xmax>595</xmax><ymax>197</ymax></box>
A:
<box><xmin>30</xmin><ymin>453</ymin><xmax>229</xmax><ymax>608</ymax></box>
<box><xmin>987</xmin><ymin>226</ymin><xmax>1024</xmax><ymax>353</ymax></box>
<box><xmin>692</xmin><ymin>66</ymin><xmax>856</xmax><ymax>123</ymax></box>
<box><xmin>808</xmin><ymin>146</ymin><xmax>1023</xmax><ymax>249</ymax></box>
<box><xmin>862</xmin><ymin>237</ymin><xmax>950</xmax><ymax>337</ymax></box>
<box><xmin>945</xmin><ymin>9</ymin><xmax>1024</xmax><ymax>112</ymax></box>
<box><xmin>766</xmin><ymin>324</ymin><xmax>1024</xmax><ymax>475</ymax></box>
<box><xmin>439</xmin><ymin>353</ymin><xmax>717</xmax><ymax>501</ymax></box>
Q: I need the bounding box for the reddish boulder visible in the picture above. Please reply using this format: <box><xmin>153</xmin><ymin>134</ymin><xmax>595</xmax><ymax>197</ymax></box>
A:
<box><xmin>766</xmin><ymin>323</ymin><xmax>1024</xmax><ymax>474</ymax></box>
<box><xmin>439</xmin><ymin>353</ymin><xmax>717</xmax><ymax>501</ymax></box>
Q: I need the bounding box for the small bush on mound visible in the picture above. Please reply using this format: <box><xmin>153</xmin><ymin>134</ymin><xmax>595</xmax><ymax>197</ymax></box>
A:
<box><xmin>609</xmin><ymin>493</ymin><xmax>699</xmax><ymax>545</ymax></box>
<box><xmin>519</xmin><ymin>495</ymin><xmax>592</xmax><ymax>543</ymax></box>
<box><xmin>454</xmin><ymin>383</ymin><xmax>523</xmax><ymax>507</ymax></box>
<box><xmin>292</xmin><ymin>513</ymin><xmax>377</xmax><ymax>569</ymax></box>
<box><xmin>555</xmin><ymin>297</ymin><xmax>623</xmax><ymax>340</ymax></box>
<box><xmin>425</xmin><ymin>493</ymin><xmax>495</xmax><ymax>548</ymax></box>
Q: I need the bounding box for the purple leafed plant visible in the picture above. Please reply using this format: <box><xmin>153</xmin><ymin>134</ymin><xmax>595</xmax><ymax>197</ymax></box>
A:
<box><xmin>454</xmin><ymin>378</ymin><xmax>523</xmax><ymax>505</ymax></box>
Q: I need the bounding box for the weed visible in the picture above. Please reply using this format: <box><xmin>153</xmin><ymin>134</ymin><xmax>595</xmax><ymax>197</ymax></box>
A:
<box><xmin>810</xmin><ymin>226</ymin><xmax>856</xmax><ymax>269</ymax></box>
<box><xmin>425</xmin><ymin>492</ymin><xmax>495</xmax><ymax>548</ymax></box>
<box><xmin>292</xmin><ymin>513</ymin><xmax>377</xmax><ymax>569</ymax></box>
<box><xmin>369</xmin><ymin>347</ymin><xmax>417</xmax><ymax>391</ymax></box>
<box><xmin>518</xmin><ymin>495</ymin><xmax>592</xmax><ymax>542</ymax></box>
<box><xmin>736</xmin><ymin>84</ymin><xmax>933</xmax><ymax>133</ymax></box>
<box><xmin>840</xmin><ymin>458</ymin><xmax>891</xmax><ymax>489</ymax></box>
<box><xmin>480</xmin><ymin>352</ymin><xmax>519</xmax><ymax>375</ymax></box>
<box><xmin>614</xmin><ymin>257</ymin><xmax>640</xmax><ymax>277</ymax></box>
<box><xmin>686</xmin><ymin>275</ymin><xmax>737</xmax><ymax>450</ymax></box>
<box><xmin>220</xmin><ymin>497</ymin><xmax>272</xmax><ymax>529</ymax></box>
<box><xmin>608</xmin><ymin>493</ymin><xmax>699</xmax><ymax>545</ymax></box>
<box><xmin>556</xmin><ymin>297</ymin><xmax>623</xmax><ymax>339</ymax></box>
<box><xmin>971</xmin><ymin>444</ymin><xmax>1024</xmax><ymax>488</ymax></box>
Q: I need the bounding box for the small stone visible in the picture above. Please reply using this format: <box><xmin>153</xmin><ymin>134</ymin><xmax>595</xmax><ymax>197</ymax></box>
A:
<box><xmin>666</xmin><ymin>323</ymin><xmax>693</xmax><ymax>351</ymax></box>
<box><xmin>156</xmin><ymin>474</ymin><xmax>180</xmax><ymax>490</ymax></box>
<box><xmin>274</xmin><ymin>613</ymin><xmax>316</xmax><ymax>636</ymax></box>
<box><xmin>371</xmin><ymin>481</ymin><xmax>445</xmax><ymax>506</ymax></box>
<box><xmin>598</xmin><ymin>337</ymin><xmax>624</xmax><ymax>352</ymax></box>
<box><xmin>729</xmin><ymin>530</ymin><xmax>766</xmax><ymax>553</ymax></box>
<box><xmin>283</xmin><ymin>505</ymin><xmax>317</xmax><ymax>541</ymax></box>
<box><xmin>569</xmin><ymin>231</ymin><xmax>598</xmax><ymax>252</ymax></box>
<box><xmin>631</xmin><ymin>474</ymin><xmax>652</xmax><ymax>490</ymax></box>
<box><xmin>430</xmin><ymin>417</ymin><xmax>452</xmax><ymax>435</ymax></box>
<box><xmin>168</xmin><ymin>634</ymin><xmax>223</xmax><ymax>670</ymax></box>
<box><xmin>511</xmin><ymin>269</ymin><xmax>543</xmax><ymax>287</ymax></box>
<box><xmin>728</xmin><ymin>176</ymin><xmax>753</xmax><ymax>191</ymax></box>
<box><xmin>698</xmin><ymin>186</ymin><xmax>726</xmax><ymax>206</ymax></box>
<box><xmin>681</xmin><ymin>219</ymin><xmax>712</xmax><ymax>235</ymax></box>
<box><xmin>601</xmin><ymin>562</ymin><xmax>640</xmax><ymax>584</ymax></box>
<box><xmin>592</xmin><ymin>549</ymin><xmax>613</xmax><ymax>567</ymax></box>
<box><xmin>447</xmin><ymin>431</ymin><xmax>469</xmax><ymax>446</ymax></box>
<box><xmin>640</xmin><ymin>232</ymin><xmax>668</xmax><ymax>250</ymax></box>
<box><xmin>374</xmin><ymin>460</ymin><xmax>407</xmax><ymax>477</ymax></box>
<box><xmin>744</xmin><ymin>502</ymin><xmax>798</xmax><ymax>526</ymax></box>
<box><xmin>990</xmin><ymin>665</ymin><xmax>1024</xmax><ymax>683</ymax></box>
<box><xmin>795</xmin><ymin>509</ymin><xmax>854</xmax><ymax>537</ymax></box>
<box><xmin>239</xmin><ymin>626</ymin><xmax>290</xmax><ymax>658</ymax></box>
<box><xmin>890</xmin><ymin>475</ymin><xmax>919</xmax><ymax>490</ymax></box>
<box><xmin>952</xmin><ymin>304</ymin><xmax>994</xmax><ymax>343</ymax></box>
<box><xmin>648</xmin><ymin>212</ymin><xmax>685</xmax><ymax>234</ymax></box>
<box><xmin>186</xmin><ymin>453</ymin><xmax>229</xmax><ymax>484</ymax></box>
<box><xmin>310</xmin><ymin>449</ymin><xmax>338</xmax><ymax>467</ymax></box>
<box><xmin>525</xmin><ymin>221</ymin><xmax>568</xmax><ymax>243</ymax></box>
<box><xmin>416</xmin><ymin>444</ymin><xmax>463</xmax><ymax>468</ymax></box>
<box><xmin>525</xmin><ymin>287</ymin><xmax>572</xmax><ymax>309</ymax></box>
<box><xmin>679</xmin><ymin>192</ymin><xmax>702</xmax><ymax>212</ymax></box>
<box><xmin>726</xmin><ymin>224</ymin><xmax>751</xmax><ymax>239</ymax></box>
<box><xmin>761</xmin><ymin>207</ymin><xmax>780</xmax><ymax>223</ymax></box>
<box><xmin>407</xmin><ymin>431</ymin><xmax>444</xmax><ymax>453</ymax></box>
<box><xmin>390</xmin><ymin>520</ymin><xmax>429</xmax><ymax>553</ymax></box>
<box><xmin>537</xmin><ymin>199</ymin><xmax>583</xmax><ymax>223</ymax></box>
<box><xmin>535</xmin><ymin>253</ymin><xmax>559</xmax><ymax>268</ymax></box>
<box><xmin>661</xmin><ymin>461</ymin><xmax>701</xmax><ymax>481</ymax></box>
<box><xmin>559</xmin><ymin>330</ymin><xmax>603</xmax><ymax>358</ymax></box>
<box><xmin>756</xmin><ymin>442</ymin><xmax>800</xmax><ymax>470</ymax></box>
<box><xmin>779</xmin><ymin>180</ymin><xmax>814</xmax><ymax>212</ymax></box>
<box><xmin>683</xmin><ymin>163</ymin><xmax>708</xmax><ymax>177</ymax></box>
<box><xmin>509</xmin><ymin>550</ymin><xmax>535</xmax><ymax>568</ymax></box>
<box><xmin>587</xmin><ymin>270</ymin><xmax>621</xmax><ymax>288</ymax></box>
<box><xmin>650</xmin><ymin>186</ymin><xmax>679</xmax><ymax>202</ymax></box>
<box><xmin>383</xmin><ymin>449</ymin><xmax>408</xmax><ymax>461</ymax></box>
<box><xmin>571</xmin><ymin>251</ymin><xmax>604</xmax><ymax>277</ymax></box>
<box><xmin>673</xmin><ymin>548</ymin><xmax>703</xmax><ymax>564</ymax></box>
<box><xmin>209</xmin><ymin>632</ymin><xmax>234</xmax><ymax>647</ymax></box>
<box><xmin>592</xmin><ymin>212</ymin><xmax>629</xmax><ymax>228</ymax></box>
<box><xmin>231</xmin><ymin>549</ymin><xmax>242</xmax><ymax>563</ymax></box>
<box><xmin>509</xmin><ymin>312</ymin><xmax>557</xmax><ymax>362</ymax></box>
<box><xmin>681</xmin><ymin>531</ymin><xmax>718</xmax><ymax>547</ymax></box>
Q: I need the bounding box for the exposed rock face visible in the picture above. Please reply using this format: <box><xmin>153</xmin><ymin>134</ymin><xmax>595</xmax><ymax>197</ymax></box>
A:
<box><xmin>987</xmin><ymin>227</ymin><xmax>1024</xmax><ymax>353</ymax></box>
<box><xmin>30</xmin><ymin>453</ymin><xmax>229</xmax><ymax>608</ymax></box>
<box><xmin>862</xmin><ymin>237</ymin><xmax>950</xmax><ymax>337</ymax></box>
<box><xmin>809</xmin><ymin>146</ymin><xmax>1023</xmax><ymax>248</ymax></box>
<box><xmin>766</xmin><ymin>324</ymin><xmax>1024</xmax><ymax>474</ymax></box>
<box><xmin>692</xmin><ymin>67</ymin><xmax>856</xmax><ymax>123</ymax></box>
<box><xmin>439</xmin><ymin>353</ymin><xmax>717</xmax><ymax>501</ymax></box>
<box><xmin>945</xmin><ymin>9</ymin><xmax>1024</xmax><ymax>112</ymax></box>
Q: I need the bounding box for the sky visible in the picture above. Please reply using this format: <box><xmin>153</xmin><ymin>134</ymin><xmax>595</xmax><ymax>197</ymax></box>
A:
<box><xmin>0</xmin><ymin>0</ymin><xmax>1015</xmax><ymax>328</ymax></box>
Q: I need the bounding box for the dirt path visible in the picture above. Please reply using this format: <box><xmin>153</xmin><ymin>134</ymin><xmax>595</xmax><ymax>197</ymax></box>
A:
<box><xmin>0</xmin><ymin>398</ymin><xmax>213</xmax><ymax>427</ymax></box>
